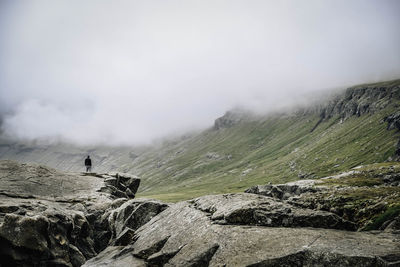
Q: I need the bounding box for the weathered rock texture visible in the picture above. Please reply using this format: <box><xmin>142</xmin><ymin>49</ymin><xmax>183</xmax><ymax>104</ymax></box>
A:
<box><xmin>84</xmin><ymin>194</ymin><xmax>400</xmax><ymax>267</ymax></box>
<box><xmin>191</xmin><ymin>193</ymin><xmax>356</xmax><ymax>230</ymax></box>
<box><xmin>317</xmin><ymin>82</ymin><xmax>400</xmax><ymax>121</ymax></box>
<box><xmin>83</xmin><ymin>168</ymin><xmax>400</xmax><ymax>266</ymax></box>
<box><xmin>90</xmin><ymin>198</ymin><xmax>169</xmax><ymax>252</ymax></box>
<box><xmin>306</xmin><ymin>81</ymin><xmax>400</xmax><ymax>133</ymax></box>
<box><xmin>0</xmin><ymin>160</ymin><xmax>155</xmax><ymax>267</ymax></box>
<box><xmin>248</xmin><ymin>169</ymin><xmax>400</xmax><ymax>232</ymax></box>
<box><xmin>96</xmin><ymin>172</ymin><xmax>141</xmax><ymax>199</ymax></box>
<box><xmin>245</xmin><ymin>179</ymin><xmax>319</xmax><ymax>200</ymax></box>
<box><xmin>0</xmin><ymin>199</ymin><xmax>96</xmax><ymax>267</ymax></box>
<box><xmin>0</xmin><ymin>160</ymin><xmax>140</xmax><ymax>201</ymax></box>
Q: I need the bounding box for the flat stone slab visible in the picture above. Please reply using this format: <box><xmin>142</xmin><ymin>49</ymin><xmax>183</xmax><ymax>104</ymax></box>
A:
<box><xmin>0</xmin><ymin>160</ymin><xmax>105</xmax><ymax>200</ymax></box>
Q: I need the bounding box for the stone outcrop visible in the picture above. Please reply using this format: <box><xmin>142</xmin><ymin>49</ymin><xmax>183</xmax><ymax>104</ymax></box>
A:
<box><xmin>0</xmin><ymin>160</ymin><xmax>140</xmax><ymax>201</ymax></box>
<box><xmin>245</xmin><ymin>179</ymin><xmax>319</xmax><ymax>200</ymax></box>
<box><xmin>0</xmin><ymin>160</ymin><xmax>158</xmax><ymax>267</ymax></box>
<box><xmin>95</xmin><ymin>172</ymin><xmax>141</xmax><ymax>199</ymax></box>
<box><xmin>318</xmin><ymin>82</ymin><xmax>400</xmax><ymax>121</ymax></box>
<box><xmin>308</xmin><ymin>80</ymin><xmax>400</xmax><ymax>133</ymax></box>
<box><xmin>385</xmin><ymin>111</ymin><xmax>400</xmax><ymax>131</ymax></box>
<box><xmin>191</xmin><ymin>193</ymin><xmax>356</xmax><ymax>230</ymax></box>
<box><xmin>0</xmin><ymin>199</ymin><xmax>96</xmax><ymax>266</ymax></box>
<box><xmin>0</xmin><ymin>196</ymin><xmax>168</xmax><ymax>266</ymax></box>
<box><xmin>84</xmin><ymin>194</ymin><xmax>400</xmax><ymax>267</ymax></box>
<box><xmin>89</xmin><ymin>198</ymin><xmax>169</xmax><ymax>252</ymax></box>
<box><xmin>248</xmin><ymin>169</ymin><xmax>400</xmax><ymax>232</ymax></box>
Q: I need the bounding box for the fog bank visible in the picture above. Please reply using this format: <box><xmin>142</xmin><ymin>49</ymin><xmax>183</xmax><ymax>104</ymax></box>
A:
<box><xmin>1</xmin><ymin>0</ymin><xmax>399</xmax><ymax>145</ymax></box>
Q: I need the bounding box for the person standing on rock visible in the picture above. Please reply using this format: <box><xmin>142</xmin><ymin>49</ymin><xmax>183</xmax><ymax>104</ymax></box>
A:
<box><xmin>85</xmin><ymin>155</ymin><xmax>92</xmax><ymax>172</ymax></box>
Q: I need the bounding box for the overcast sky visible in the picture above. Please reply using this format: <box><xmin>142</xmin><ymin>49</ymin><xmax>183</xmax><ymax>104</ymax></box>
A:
<box><xmin>0</xmin><ymin>0</ymin><xmax>399</xmax><ymax>145</ymax></box>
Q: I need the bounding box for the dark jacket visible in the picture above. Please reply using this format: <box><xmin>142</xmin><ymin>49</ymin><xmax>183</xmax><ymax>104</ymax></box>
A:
<box><xmin>85</xmin><ymin>158</ymin><xmax>92</xmax><ymax>166</ymax></box>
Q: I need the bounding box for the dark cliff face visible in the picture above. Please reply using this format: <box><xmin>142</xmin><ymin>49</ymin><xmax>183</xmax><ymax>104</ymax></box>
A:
<box><xmin>298</xmin><ymin>79</ymin><xmax>400</xmax><ymax>133</ymax></box>
<box><xmin>318</xmin><ymin>80</ymin><xmax>400</xmax><ymax>121</ymax></box>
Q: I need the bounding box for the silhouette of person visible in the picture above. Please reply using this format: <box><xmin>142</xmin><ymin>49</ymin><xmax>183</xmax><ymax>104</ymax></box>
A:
<box><xmin>85</xmin><ymin>155</ymin><xmax>92</xmax><ymax>172</ymax></box>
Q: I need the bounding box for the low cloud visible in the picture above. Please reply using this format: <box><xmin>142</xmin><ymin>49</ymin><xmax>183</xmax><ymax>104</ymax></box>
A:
<box><xmin>1</xmin><ymin>0</ymin><xmax>399</xmax><ymax>145</ymax></box>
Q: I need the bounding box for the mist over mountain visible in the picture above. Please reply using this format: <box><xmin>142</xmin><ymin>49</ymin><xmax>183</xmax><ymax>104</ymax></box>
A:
<box><xmin>1</xmin><ymin>0</ymin><xmax>400</xmax><ymax>145</ymax></box>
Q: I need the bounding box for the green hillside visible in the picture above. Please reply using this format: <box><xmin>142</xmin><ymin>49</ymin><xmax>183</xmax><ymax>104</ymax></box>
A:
<box><xmin>130</xmin><ymin>80</ymin><xmax>400</xmax><ymax>202</ymax></box>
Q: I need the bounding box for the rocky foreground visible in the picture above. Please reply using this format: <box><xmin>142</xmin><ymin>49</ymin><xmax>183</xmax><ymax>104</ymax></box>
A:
<box><xmin>0</xmin><ymin>160</ymin><xmax>400</xmax><ymax>266</ymax></box>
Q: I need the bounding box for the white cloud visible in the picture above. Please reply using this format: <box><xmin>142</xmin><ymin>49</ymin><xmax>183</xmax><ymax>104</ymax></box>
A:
<box><xmin>1</xmin><ymin>0</ymin><xmax>399</xmax><ymax>145</ymax></box>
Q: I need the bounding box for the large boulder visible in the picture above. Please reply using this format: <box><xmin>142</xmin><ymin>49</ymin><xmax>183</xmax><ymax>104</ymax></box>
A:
<box><xmin>92</xmin><ymin>198</ymin><xmax>170</xmax><ymax>249</ymax></box>
<box><xmin>89</xmin><ymin>172</ymin><xmax>141</xmax><ymax>199</ymax></box>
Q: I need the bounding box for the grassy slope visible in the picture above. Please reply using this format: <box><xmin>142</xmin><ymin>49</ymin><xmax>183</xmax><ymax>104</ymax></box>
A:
<box><xmin>133</xmin><ymin>100</ymin><xmax>399</xmax><ymax>202</ymax></box>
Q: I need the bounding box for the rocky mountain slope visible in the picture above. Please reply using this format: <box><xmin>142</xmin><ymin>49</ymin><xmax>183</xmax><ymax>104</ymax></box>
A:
<box><xmin>1</xmin><ymin>79</ymin><xmax>400</xmax><ymax>202</ymax></box>
<box><xmin>1</xmin><ymin>160</ymin><xmax>399</xmax><ymax>266</ymax></box>
<box><xmin>128</xmin><ymin>79</ymin><xmax>400</xmax><ymax>201</ymax></box>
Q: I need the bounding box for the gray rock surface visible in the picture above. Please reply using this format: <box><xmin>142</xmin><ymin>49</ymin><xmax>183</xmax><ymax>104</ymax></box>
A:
<box><xmin>245</xmin><ymin>180</ymin><xmax>318</xmax><ymax>200</ymax></box>
<box><xmin>0</xmin><ymin>160</ymin><xmax>104</xmax><ymax>200</ymax></box>
<box><xmin>84</xmin><ymin>195</ymin><xmax>400</xmax><ymax>266</ymax></box>
<box><xmin>385</xmin><ymin>111</ymin><xmax>400</xmax><ymax>131</ymax></box>
<box><xmin>0</xmin><ymin>160</ymin><xmax>152</xmax><ymax>267</ymax></box>
<box><xmin>191</xmin><ymin>193</ymin><xmax>356</xmax><ymax>230</ymax></box>
<box><xmin>318</xmin><ymin>83</ymin><xmax>400</xmax><ymax>121</ymax></box>
<box><xmin>306</xmin><ymin>81</ymin><xmax>400</xmax><ymax>133</ymax></box>
<box><xmin>248</xmin><ymin>173</ymin><xmax>400</xmax><ymax>232</ymax></box>
<box><xmin>0</xmin><ymin>160</ymin><xmax>140</xmax><ymax>201</ymax></box>
<box><xmin>0</xmin><ymin>198</ymin><xmax>98</xmax><ymax>266</ymax></box>
<box><xmin>82</xmin><ymin>246</ymin><xmax>146</xmax><ymax>267</ymax></box>
<box><xmin>94</xmin><ymin>198</ymin><xmax>169</xmax><ymax>249</ymax></box>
